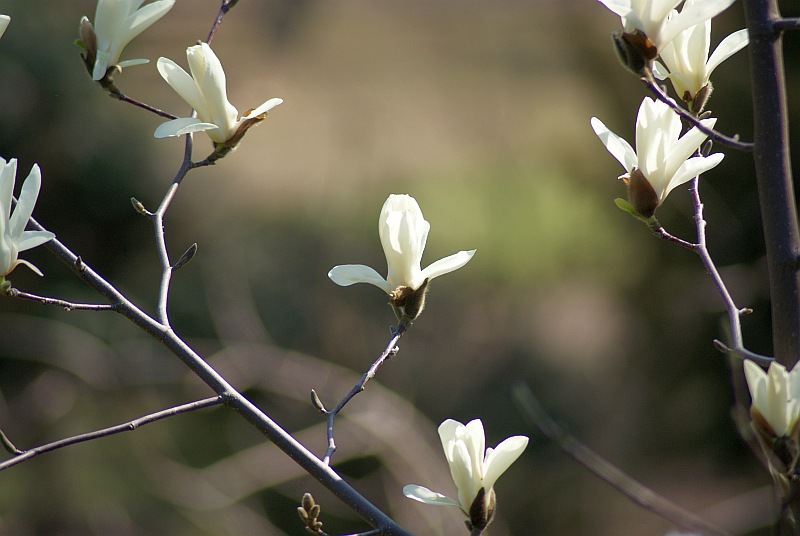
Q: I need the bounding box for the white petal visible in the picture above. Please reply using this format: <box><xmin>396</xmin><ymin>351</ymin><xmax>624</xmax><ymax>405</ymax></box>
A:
<box><xmin>659</xmin><ymin>0</ymin><xmax>736</xmax><ymax>47</ymax></box>
<box><xmin>157</xmin><ymin>57</ymin><xmax>206</xmax><ymax>115</ymax></box>
<box><xmin>595</xmin><ymin>0</ymin><xmax>633</xmax><ymax>18</ymax></box>
<box><xmin>0</xmin><ymin>15</ymin><xmax>11</xmax><ymax>39</ymax></box>
<box><xmin>664</xmin><ymin>153</ymin><xmax>724</xmax><ymax>199</ymax></box>
<box><xmin>0</xmin><ymin>159</ymin><xmax>15</xmax><ymax>222</ymax></box>
<box><xmin>591</xmin><ymin>117</ymin><xmax>637</xmax><ymax>173</ymax></box>
<box><xmin>17</xmin><ymin>231</ymin><xmax>54</xmax><ymax>252</ymax></box>
<box><xmin>92</xmin><ymin>49</ymin><xmax>112</xmax><ymax>81</ymax></box>
<box><xmin>327</xmin><ymin>264</ymin><xmax>391</xmax><ymax>293</ymax></box>
<box><xmin>122</xmin><ymin>0</ymin><xmax>175</xmax><ymax>44</ymax></box>
<box><xmin>241</xmin><ymin>98</ymin><xmax>284</xmax><ymax>120</ymax></box>
<box><xmin>116</xmin><ymin>58</ymin><xmax>150</xmax><ymax>69</ymax></box>
<box><xmin>481</xmin><ymin>435</ymin><xmax>529</xmax><ymax>492</ymax></box>
<box><xmin>154</xmin><ymin>118</ymin><xmax>218</xmax><ymax>138</ymax></box>
<box><xmin>419</xmin><ymin>249</ymin><xmax>476</xmax><ymax>284</ymax></box>
<box><xmin>706</xmin><ymin>29</ymin><xmax>748</xmax><ymax>76</ymax></box>
<box><xmin>7</xmin><ymin>258</ymin><xmax>44</xmax><ymax>277</ymax></box>
<box><xmin>402</xmin><ymin>485</ymin><xmax>461</xmax><ymax>507</ymax></box>
<box><xmin>10</xmin><ymin>165</ymin><xmax>41</xmax><ymax>241</ymax></box>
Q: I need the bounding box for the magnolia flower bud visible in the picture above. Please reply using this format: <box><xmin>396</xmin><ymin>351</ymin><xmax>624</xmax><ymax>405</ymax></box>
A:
<box><xmin>612</xmin><ymin>30</ymin><xmax>657</xmax><ymax>76</ymax></box>
<box><xmin>624</xmin><ymin>168</ymin><xmax>660</xmax><ymax>219</ymax></box>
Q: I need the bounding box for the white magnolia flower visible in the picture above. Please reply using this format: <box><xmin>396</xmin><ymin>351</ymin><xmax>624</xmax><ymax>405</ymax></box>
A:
<box><xmin>328</xmin><ymin>194</ymin><xmax>475</xmax><ymax>294</ymax></box>
<box><xmin>0</xmin><ymin>15</ymin><xmax>10</xmax><ymax>40</ymax></box>
<box><xmin>154</xmin><ymin>42</ymin><xmax>283</xmax><ymax>146</ymax></box>
<box><xmin>590</xmin><ymin>96</ymin><xmax>723</xmax><ymax>217</ymax></box>
<box><xmin>653</xmin><ymin>2</ymin><xmax>748</xmax><ymax>106</ymax></box>
<box><xmin>83</xmin><ymin>0</ymin><xmax>175</xmax><ymax>81</ymax></box>
<box><xmin>744</xmin><ymin>360</ymin><xmax>800</xmax><ymax>438</ymax></box>
<box><xmin>597</xmin><ymin>0</ymin><xmax>736</xmax><ymax>52</ymax></box>
<box><xmin>0</xmin><ymin>159</ymin><xmax>55</xmax><ymax>278</ymax></box>
<box><xmin>403</xmin><ymin>419</ymin><xmax>528</xmax><ymax>529</ymax></box>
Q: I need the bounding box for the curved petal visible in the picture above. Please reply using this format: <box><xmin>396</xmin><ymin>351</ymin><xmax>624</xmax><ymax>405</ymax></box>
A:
<box><xmin>0</xmin><ymin>15</ymin><xmax>11</xmax><ymax>40</ymax></box>
<box><xmin>7</xmin><ymin>258</ymin><xmax>44</xmax><ymax>277</ymax></box>
<box><xmin>122</xmin><ymin>0</ymin><xmax>175</xmax><ymax>44</ymax></box>
<box><xmin>402</xmin><ymin>485</ymin><xmax>461</xmax><ymax>507</ymax></box>
<box><xmin>18</xmin><ymin>230</ymin><xmax>55</xmax><ymax>252</ymax></box>
<box><xmin>664</xmin><ymin>153</ymin><xmax>724</xmax><ymax>199</ymax></box>
<box><xmin>419</xmin><ymin>250</ymin><xmax>476</xmax><ymax>283</ymax></box>
<box><xmin>188</xmin><ymin>43</ymin><xmax>239</xmax><ymax>135</ymax></box>
<box><xmin>706</xmin><ymin>29</ymin><xmax>748</xmax><ymax>76</ymax></box>
<box><xmin>0</xmin><ymin>158</ymin><xmax>15</xmax><ymax>221</ymax></box>
<box><xmin>154</xmin><ymin>118</ymin><xmax>219</xmax><ymax>138</ymax></box>
<box><xmin>327</xmin><ymin>264</ymin><xmax>391</xmax><ymax>293</ymax></box>
<box><xmin>10</xmin><ymin>165</ymin><xmax>41</xmax><ymax>241</ymax></box>
<box><xmin>116</xmin><ymin>58</ymin><xmax>150</xmax><ymax>69</ymax></box>
<box><xmin>659</xmin><ymin>0</ymin><xmax>736</xmax><ymax>48</ymax></box>
<box><xmin>590</xmin><ymin>117</ymin><xmax>637</xmax><ymax>172</ymax></box>
<box><xmin>481</xmin><ymin>435</ymin><xmax>529</xmax><ymax>492</ymax></box>
<box><xmin>92</xmin><ymin>49</ymin><xmax>112</xmax><ymax>80</ymax></box>
<box><xmin>241</xmin><ymin>98</ymin><xmax>284</xmax><ymax>120</ymax></box>
<box><xmin>595</xmin><ymin>0</ymin><xmax>633</xmax><ymax>18</ymax></box>
<box><xmin>157</xmin><ymin>57</ymin><xmax>205</xmax><ymax>114</ymax></box>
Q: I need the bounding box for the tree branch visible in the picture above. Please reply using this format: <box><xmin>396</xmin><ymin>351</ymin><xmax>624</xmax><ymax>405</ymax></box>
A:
<box><xmin>743</xmin><ymin>0</ymin><xmax>800</xmax><ymax>368</ymax></box>
<box><xmin>514</xmin><ymin>384</ymin><xmax>732</xmax><ymax>536</ymax></box>
<box><xmin>314</xmin><ymin>322</ymin><xmax>409</xmax><ymax>465</ymax></box>
<box><xmin>0</xmin><ymin>396</ymin><xmax>224</xmax><ymax>471</ymax></box>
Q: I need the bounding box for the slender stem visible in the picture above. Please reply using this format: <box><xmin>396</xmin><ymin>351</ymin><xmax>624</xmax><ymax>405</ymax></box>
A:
<box><xmin>4</xmin><ymin>288</ymin><xmax>117</xmax><ymax>311</ymax></box>
<box><xmin>773</xmin><ymin>18</ymin><xmax>800</xmax><ymax>32</ymax></box>
<box><xmin>0</xmin><ymin>397</ymin><xmax>223</xmax><ymax>471</ymax></box>
<box><xmin>319</xmin><ymin>323</ymin><xmax>408</xmax><ymax>465</ymax></box>
<box><xmin>743</xmin><ymin>0</ymin><xmax>800</xmax><ymax>368</ymax></box>
<box><xmin>108</xmin><ymin>86</ymin><xmax>179</xmax><ymax>120</ymax></box>
<box><xmin>207</xmin><ymin>0</ymin><xmax>240</xmax><ymax>44</ymax></box>
<box><xmin>643</xmin><ymin>77</ymin><xmax>753</xmax><ymax>152</ymax></box>
<box><xmin>514</xmin><ymin>384</ymin><xmax>732</xmax><ymax>536</ymax></box>
<box><xmin>687</xmin><ymin>177</ymin><xmax>773</xmax><ymax>365</ymax></box>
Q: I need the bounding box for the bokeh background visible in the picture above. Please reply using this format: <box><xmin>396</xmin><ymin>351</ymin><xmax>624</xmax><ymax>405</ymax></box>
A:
<box><xmin>0</xmin><ymin>0</ymin><xmax>796</xmax><ymax>534</ymax></box>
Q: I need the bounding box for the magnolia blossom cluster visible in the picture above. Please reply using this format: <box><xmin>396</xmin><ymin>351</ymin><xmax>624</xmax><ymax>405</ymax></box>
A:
<box><xmin>79</xmin><ymin>0</ymin><xmax>282</xmax><ymax>151</ymax></box>
<box><xmin>598</xmin><ymin>0</ymin><xmax>747</xmax><ymax>111</ymax></box>
<box><xmin>404</xmin><ymin>419</ymin><xmax>528</xmax><ymax>531</ymax></box>
<box><xmin>328</xmin><ymin>194</ymin><xmax>475</xmax><ymax>322</ymax></box>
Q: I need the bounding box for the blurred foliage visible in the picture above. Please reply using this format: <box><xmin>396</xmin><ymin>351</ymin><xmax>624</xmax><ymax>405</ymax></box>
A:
<box><xmin>0</xmin><ymin>1</ymin><xmax>791</xmax><ymax>535</ymax></box>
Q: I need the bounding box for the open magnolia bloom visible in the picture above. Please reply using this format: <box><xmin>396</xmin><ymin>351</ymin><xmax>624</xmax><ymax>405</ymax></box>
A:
<box><xmin>744</xmin><ymin>360</ymin><xmax>800</xmax><ymax>439</ymax></box>
<box><xmin>653</xmin><ymin>2</ymin><xmax>748</xmax><ymax>111</ymax></box>
<box><xmin>590</xmin><ymin>97</ymin><xmax>723</xmax><ymax>218</ymax></box>
<box><xmin>0</xmin><ymin>159</ymin><xmax>55</xmax><ymax>279</ymax></box>
<box><xmin>328</xmin><ymin>194</ymin><xmax>475</xmax><ymax>320</ymax></box>
<box><xmin>403</xmin><ymin>419</ymin><xmax>529</xmax><ymax>531</ymax></box>
<box><xmin>80</xmin><ymin>0</ymin><xmax>175</xmax><ymax>81</ymax></box>
<box><xmin>597</xmin><ymin>0</ymin><xmax>735</xmax><ymax>73</ymax></box>
<box><xmin>154</xmin><ymin>42</ymin><xmax>283</xmax><ymax>148</ymax></box>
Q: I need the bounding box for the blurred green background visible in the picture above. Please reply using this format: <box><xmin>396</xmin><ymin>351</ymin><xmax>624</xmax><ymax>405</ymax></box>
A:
<box><xmin>0</xmin><ymin>0</ymin><xmax>794</xmax><ymax>534</ymax></box>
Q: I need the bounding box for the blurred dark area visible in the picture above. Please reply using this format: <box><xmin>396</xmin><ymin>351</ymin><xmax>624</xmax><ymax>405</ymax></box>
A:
<box><xmin>0</xmin><ymin>0</ymin><xmax>794</xmax><ymax>534</ymax></box>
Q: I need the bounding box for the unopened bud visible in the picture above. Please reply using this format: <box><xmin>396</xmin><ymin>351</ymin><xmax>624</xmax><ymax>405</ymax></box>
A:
<box><xmin>389</xmin><ymin>278</ymin><xmax>430</xmax><ymax>323</ymax></box>
<box><xmin>468</xmin><ymin>487</ymin><xmax>496</xmax><ymax>532</ymax></box>
<box><xmin>691</xmin><ymin>83</ymin><xmax>713</xmax><ymax>115</ymax></box>
<box><xmin>623</xmin><ymin>168</ymin><xmax>659</xmax><ymax>219</ymax></box>
<box><xmin>611</xmin><ymin>30</ymin><xmax>657</xmax><ymax>76</ymax></box>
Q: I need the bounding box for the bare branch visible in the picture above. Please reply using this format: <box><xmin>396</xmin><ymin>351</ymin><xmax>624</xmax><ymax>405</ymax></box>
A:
<box><xmin>514</xmin><ymin>384</ymin><xmax>733</xmax><ymax>536</ymax></box>
<box><xmin>4</xmin><ymin>287</ymin><xmax>117</xmax><ymax>311</ymax></box>
<box><xmin>318</xmin><ymin>322</ymin><xmax>408</xmax><ymax>465</ymax></box>
<box><xmin>0</xmin><ymin>397</ymin><xmax>223</xmax><ymax>471</ymax></box>
<box><xmin>643</xmin><ymin>77</ymin><xmax>753</xmax><ymax>152</ymax></box>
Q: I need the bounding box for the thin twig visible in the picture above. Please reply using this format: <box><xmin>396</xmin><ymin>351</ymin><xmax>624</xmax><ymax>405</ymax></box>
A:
<box><xmin>643</xmin><ymin>77</ymin><xmax>754</xmax><ymax>152</ymax></box>
<box><xmin>318</xmin><ymin>322</ymin><xmax>408</xmax><ymax>465</ymax></box>
<box><xmin>0</xmin><ymin>396</ymin><xmax>224</xmax><ymax>471</ymax></box>
<box><xmin>108</xmin><ymin>86</ymin><xmax>179</xmax><ymax>120</ymax></box>
<box><xmin>207</xmin><ymin>0</ymin><xmax>240</xmax><ymax>44</ymax></box>
<box><xmin>513</xmin><ymin>384</ymin><xmax>733</xmax><ymax>536</ymax></box>
<box><xmin>774</xmin><ymin>18</ymin><xmax>800</xmax><ymax>32</ymax></box>
<box><xmin>687</xmin><ymin>177</ymin><xmax>773</xmax><ymax>365</ymax></box>
<box><xmin>5</xmin><ymin>288</ymin><xmax>117</xmax><ymax>311</ymax></box>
